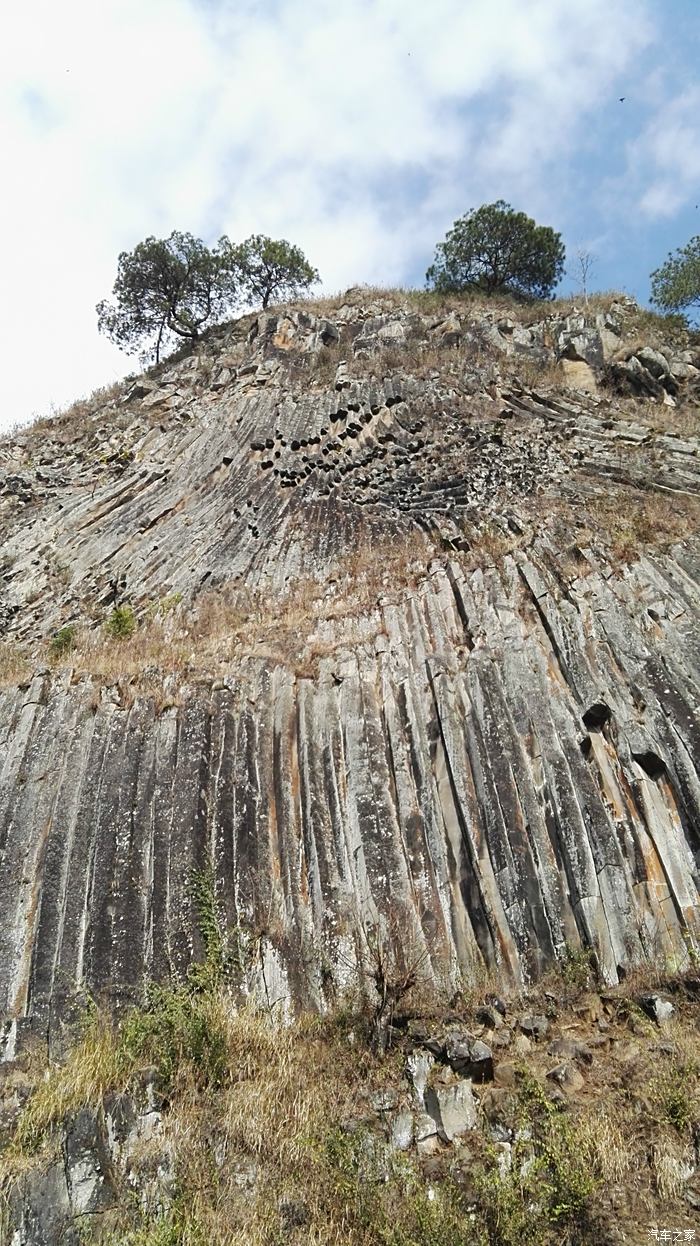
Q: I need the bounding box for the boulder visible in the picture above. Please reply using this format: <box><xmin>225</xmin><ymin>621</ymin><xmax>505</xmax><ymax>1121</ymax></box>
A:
<box><xmin>490</xmin><ymin>1028</ymin><xmax>513</xmax><ymax>1050</ymax></box>
<box><xmin>406</xmin><ymin>1050</ymin><xmax>434</xmax><ymax>1106</ymax></box>
<box><xmin>547</xmin><ymin>1037</ymin><xmax>593</xmax><ymax>1066</ymax></box>
<box><xmin>317</xmin><ymin>319</ymin><xmax>340</xmax><ymax>346</ymax></box>
<box><xmin>478</xmin><ymin>319</ymin><xmax>512</xmax><ymax>355</ymax></box>
<box><xmin>635</xmin><ymin>346</ymin><xmax>672</xmax><ymax>380</ymax></box>
<box><xmin>141</xmin><ymin>387</ymin><xmax>173</xmax><ymax>410</ymax></box>
<box><xmin>334</xmin><ymin>362</ymin><xmax>351</xmax><ymax>390</ymax></box>
<box><xmin>370</xmin><ymin>1088</ymin><xmax>398</xmax><ymax>1113</ymax></box>
<box><xmin>519</xmin><ymin>1015</ymin><xmax>550</xmax><ymax>1040</ymax></box>
<box><xmin>445</xmin><ymin>1035</ymin><xmax>494</xmax><ymax>1082</ymax></box>
<box><xmin>7</xmin><ymin>1160</ymin><xmax>75</xmax><ymax>1246</ymax></box>
<box><xmin>638</xmin><ymin>993</ymin><xmax>675</xmax><ymax>1025</ymax></box>
<box><xmin>546</xmin><ymin>1062</ymin><xmax>585</xmax><ymax>1092</ymax></box>
<box><xmin>390</xmin><ymin>1111</ymin><xmax>414</xmax><ymax>1151</ymax></box>
<box><xmin>424</xmin><ymin>1077</ymin><xmax>478</xmax><ymax>1142</ymax></box>
<box><xmin>668</xmin><ymin>357</ymin><xmax>697</xmax><ymax>380</ymax></box>
<box><xmin>122</xmin><ymin>380</ymin><xmax>155</xmax><ymax>402</ymax></box>
<box><xmin>415</xmin><ymin>1111</ymin><xmax>441</xmax><ymax>1154</ymax></box>
<box><xmin>210</xmin><ymin>367</ymin><xmax>232</xmax><ymax>391</ymax></box>
<box><xmin>475</xmin><ymin>1005</ymin><xmax>503</xmax><ymax>1030</ymax></box>
<box><xmin>607</xmin><ymin>356</ymin><xmax>665</xmax><ymax>399</ymax></box>
<box><xmin>431</xmin><ymin>313</ymin><xmax>461</xmax><ymax>347</ymax></box>
<box><xmin>64</xmin><ymin>1107</ymin><xmax>117</xmax><ymax>1215</ymax></box>
<box><xmin>557</xmin><ymin>329</ymin><xmax>604</xmax><ymax>369</ymax></box>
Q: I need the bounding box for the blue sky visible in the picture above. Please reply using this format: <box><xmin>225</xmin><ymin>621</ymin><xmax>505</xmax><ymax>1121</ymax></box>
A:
<box><xmin>1</xmin><ymin>0</ymin><xmax>699</xmax><ymax>430</ymax></box>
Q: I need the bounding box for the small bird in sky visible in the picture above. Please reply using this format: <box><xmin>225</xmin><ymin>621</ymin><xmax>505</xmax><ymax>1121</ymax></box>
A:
<box><xmin>619</xmin><ymin>97</ymin><xmax>625</xmax><ymax>102</ymax></box>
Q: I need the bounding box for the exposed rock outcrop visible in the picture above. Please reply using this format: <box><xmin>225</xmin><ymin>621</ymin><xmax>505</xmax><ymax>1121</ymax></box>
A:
<box><xmin>1</xmin><ymin>292</ymin><xmax>699</xmax><ymax>1061</ymax></box>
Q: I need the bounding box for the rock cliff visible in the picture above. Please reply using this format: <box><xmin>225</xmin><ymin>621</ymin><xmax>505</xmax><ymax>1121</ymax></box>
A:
<box><xmin>1</xmin><ymin>290</ymin><xmax>699</xmax><ymax>1059</ymax></box>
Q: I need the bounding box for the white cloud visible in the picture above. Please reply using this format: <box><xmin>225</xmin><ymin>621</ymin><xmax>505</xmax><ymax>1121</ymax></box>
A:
<box><xmin>633</xmin><ymin>87</ymin><xmax>700</xmax><ymax>218</ymax></box>
<box><xmin>0</xmin><ymin>0</ymin><xmax>655</xmax><ymax>429</ymax></box>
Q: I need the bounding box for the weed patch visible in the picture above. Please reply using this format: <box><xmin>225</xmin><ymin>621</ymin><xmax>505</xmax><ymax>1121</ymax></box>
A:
<box><xmin>105</xmin><ymin>604</ymin><xmax>136</xmax><ymax>639</ymax></box>
<box><xmin>475</xmin><ymin>1072</ymin><xmax>599</xmax><ymax>1246</ymax></box>
<box><xmin>49</xmin><ymin>624</ymin><xmax>77</xmax><ymax>659</ymax></box>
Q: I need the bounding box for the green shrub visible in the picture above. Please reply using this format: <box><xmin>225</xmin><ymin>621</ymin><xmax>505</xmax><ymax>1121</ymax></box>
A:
<box><xmin>474</xmin><ymin>1072</ymin><xmax>598</xmax><ymax>1245</ymax></box>
<box><xmin>655</xmin><ymin>1060</ymin><xmax>699</xmax><ymax>1132</ymax></box>
<box><xmin>317</xmin><ymin>1127</ymin><xmax>478</xmax><ymax>1246</ymax></box>
<box><xmin>147</xmin><ymin>592</ymin><xmax>183</xmax><ymax>619</ymax></box>
<box><xmin>119</xmin><ymin>983</ymin><xmax>230</xmax><ymax>1090</ymax></box>
<box><xmin>118</xmin><ymin>870</ymin><xmax>235</xmax><ymax>1089</ymax></box>
<box><xmin>559</xmin><ymin>944</ymin><xmax>595</xmax><ymax>992</ymax></box>
<box><xmin>49</xmin><ymin>625</ymin><xmax>76</xmax><ymax>658</ymax></box>
<box><xmin>105</xmin><ymin>604</ymin><xmax>136</xmax><ymax>639</ymax></box>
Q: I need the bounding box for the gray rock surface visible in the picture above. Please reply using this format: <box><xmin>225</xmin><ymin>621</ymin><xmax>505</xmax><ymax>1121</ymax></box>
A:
<box><xmin>638</xmin><ymin>992</ymin><xmax>676</xmax><ymax>1025</ymax></box>
<box><xmin>424</xmin><ymin>1076</ymin><xmax>477</xmax><ymax>1141</ymax></box>
<box><xmin>519</xmin><ymin>1016</ymin><xmax>550</xmax><ymax>1040</ymax></box>
<box><xmin>5</xmin><ymin>1094</ymin><xmax>174</xmax><ymax>1245</ymax></box>
<box><xmin>445</xmin><ymin>1035</ymin><xmax>494</xmax><ymax>1081</ymax></box>
<box><xmin>0</xmin><ymin>294</ymin><xmax>699</xmax><ymax>1056</ymax></box>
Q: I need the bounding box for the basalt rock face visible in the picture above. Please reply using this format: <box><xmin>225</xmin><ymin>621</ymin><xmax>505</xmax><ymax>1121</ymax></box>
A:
<box><xmin>1</xmin><ymin>294</ymin><xmax>699</xmax><ymax>1056</ymax></box>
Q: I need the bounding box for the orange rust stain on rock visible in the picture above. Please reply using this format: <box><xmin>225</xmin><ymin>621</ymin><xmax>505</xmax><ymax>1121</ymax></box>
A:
<box><xmin>272</xmin><ymin>321</ymin><xmax>296</xmax><ymax>351</ymax></box>
<box><xmin>545</xmin><ymin>649</ymin><xmax>567</xmax><ymax>689</ymax></box>
<box><xmin>267</xmin><ymin>799</ymin><xmax>282</xmax><ymax>882</ymax></box>
<box><xmin>633</xmin><ymin>826</ymin><xmax>670</xmax><ymax>888</ymax></box>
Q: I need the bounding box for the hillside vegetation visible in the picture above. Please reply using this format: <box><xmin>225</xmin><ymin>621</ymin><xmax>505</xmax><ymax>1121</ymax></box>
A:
<box><xmin>2</xmin><ymin>927</ymin><xmax>699</xmax><ymax>1244</ymax></box>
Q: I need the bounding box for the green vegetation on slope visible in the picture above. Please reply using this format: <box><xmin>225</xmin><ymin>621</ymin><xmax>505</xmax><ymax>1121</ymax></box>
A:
<box><xmin>2</xmin><ymin>910</ymin><xmax>699</xmax><ymax>1245</ymax></box>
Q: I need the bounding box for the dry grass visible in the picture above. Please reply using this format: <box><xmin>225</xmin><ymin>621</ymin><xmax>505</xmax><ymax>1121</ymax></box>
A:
<box><xmin>163</xmin><ymin>1010</ymin><xmax>385</xmax><ymax>1245</ymax></box>
<box><xmin>12</xmin><ymin>380</ymin><xmax>126</xmax><ymax>447</ymax></box>
<box><xmin>296</xmin><ymin>285</ymin><xmax>635</xmax><ymax>328</ymax></box>
<box><xmin>304</xmin><ymin>331</ymin><xmax>498</xmax><ymax>390</ymax></box>
<box><xmin>0</xmin><ymin>642</ymin><xmax>31</xmax><ymax>688</ymax></box>
<box><xmin>501</xmin><ymin>355</ymin><xmax>563</xmax><ymax>390</ymax></box>
<box><xmin>41</xmin><ymin>532</ymin><xmax>429</xmax><ymax>692</ymax></box>
<box><xmin>43</xmin><ymin>587</ymin><xmax>318</xmax><ymax>692</ymax></box>
<box><xmin>605</xmin><ymin>393</ymin><xmax>700</xmax><ymax>439</ymax></box>
<box><xmin>305</xmin><ymin>339</ymin><xmax>344</xmax><ymax>385</ymax></box>
<box><xmin>583</xmin><ymin>490</ymin><xmax>700</xmax><ymax>562</ymax></box>
<box><xmin>1</xmin><ymin>996</ymin><xmax>412</xmax><ymax>1246</ymax></box>
<box><xmin>3</xmin><ymin>954</ymin><xmax>700</xmax><ymax>1244</ymax></box>
<box><xmin>544</xmin><ymin>290</ymin><xmax>630</xmax><ymax>320</ymax></box>
<box><xmin>453</xmin><ymin>521</ymin><xmax>521</xmax><ymax>569</ymax></box>
<box><xmin>651</xmin><ymin>1139</ymin><xmax>696</xmax><ymax>1201</ymax></box>
<box><xmin>531</xmin><ymin>485</ymin><xmax>700</xmax><ymax>570</ymax></box>
<box><xmin>329</xmin><ymin>531</ymin><xmax>430</xmax><ymax>602</ymax></box>
<box><xmin>0</xmin><ymin>1018</ymin><xmax>127</xmax><ymax>1186</ymax></box>
<box><xmin>624</xmin><ymin>305</ymin><xmax>693</xmax><ymax>349</ymax></box>
<box><xmin>576</xmin><ymin>1109</ymin><xmax>634</xmax><ymax>1185</ymax></box>
<box><xmin>385</xmin><ymin>335</ymin><xmax>498</xmax><ymax>377</ymax></box>
<box><xmin>0</xmin><ymin>587</ymin><xmax>382</xmax><ymax>701</ymax></box>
